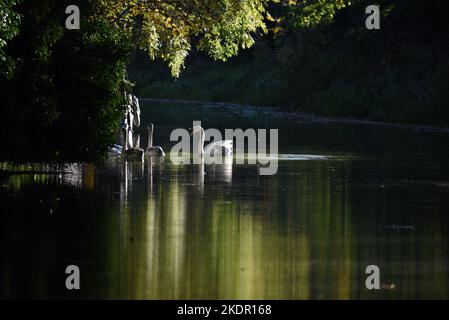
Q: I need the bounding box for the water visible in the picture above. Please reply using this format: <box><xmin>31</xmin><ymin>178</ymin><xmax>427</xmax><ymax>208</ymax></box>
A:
<box><xmin>1</xmin><ymin>101</ymin><xmax>449</xmax><ymax>299</ymax></box>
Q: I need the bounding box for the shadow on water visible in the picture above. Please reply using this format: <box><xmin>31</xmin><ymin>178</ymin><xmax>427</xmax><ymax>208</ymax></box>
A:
<box><xmin>1</xmin><ymin>101</ymin><xmax>449</xmax><ymax>299</ymax></box>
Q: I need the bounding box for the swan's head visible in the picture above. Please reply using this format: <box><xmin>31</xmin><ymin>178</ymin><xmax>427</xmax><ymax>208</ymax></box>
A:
<box><xmin>127</xmin><ymin>93</ymin><xmax>133</xmax><ymax>105</ymax></box>
<box><xmin>191</xmin><ymin>126</ymin><xmax>204</xmax><ymax>136</ymax></box>
<box><xmin>191</xmin><ymin>126</ymin><xmax>205</xmax><ymax>154</ymax></box>
<box><xmin>147</xmin><ymin>122</ymin><xmax>154</xmax><ymax>132</ymax></box>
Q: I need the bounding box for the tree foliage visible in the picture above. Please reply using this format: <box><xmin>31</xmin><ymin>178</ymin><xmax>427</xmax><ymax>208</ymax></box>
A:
<box><xmin>98</xmin><ymin>0</ymin><xmax>270</xmax><ymax>76</ymax></box>
<box><xmin>288</xmin><ymin>0</ymin><xmax>350</xmax><ymax>27</ymax></box>
<box><xmin>130</xmin><ymin>0</ymin><xmax>449</xmax><ymax>127</ymax></box>
<box><xmin>0</xmin><ymin>1</ymin><xmax>131</xmax><ymax>163</ymax></box>
<box><xmin>0</xmin><ymin>0</ymin><xmax>273</xmax><ymax>163</ymax></box>
<box><xmin>0</xmin><ymin>0</ymin><xmax>22</xmax><ymax>63</ymax></box>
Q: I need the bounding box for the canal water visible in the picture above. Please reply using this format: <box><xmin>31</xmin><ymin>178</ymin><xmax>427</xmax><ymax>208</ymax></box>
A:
<box><xmin>1</xmin><ymin>101</ymin><xmax>449</xmax><ymax>299</ymax></box>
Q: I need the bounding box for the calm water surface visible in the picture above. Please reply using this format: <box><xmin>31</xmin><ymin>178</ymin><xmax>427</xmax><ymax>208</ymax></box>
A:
<box><xmin>1</xmin><ymin>102</ymin><xmax>449</xmax><ymax>299</ymax></box>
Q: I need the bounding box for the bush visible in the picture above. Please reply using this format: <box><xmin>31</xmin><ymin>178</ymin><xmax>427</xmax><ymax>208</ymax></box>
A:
<box><xmin>0</xmin><ymin>1</ymin><xmax>132</xmax><ymax>163</ymax></box>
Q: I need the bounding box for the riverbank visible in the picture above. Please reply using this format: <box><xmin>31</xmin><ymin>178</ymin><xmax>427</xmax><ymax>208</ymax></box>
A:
<box><xmin>139</xmin><ymin>98</ymin><xmax>449</xmax><ymax>133</ymax></box>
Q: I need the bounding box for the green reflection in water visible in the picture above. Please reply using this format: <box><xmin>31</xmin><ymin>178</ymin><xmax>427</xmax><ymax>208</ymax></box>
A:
<box><xmin>1</xmin><ymin>105</ymin><xmax>449</xmax><ymax>300</ymax></box>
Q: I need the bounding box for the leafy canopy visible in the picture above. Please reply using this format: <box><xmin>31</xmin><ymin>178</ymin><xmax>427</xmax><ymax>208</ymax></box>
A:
<box><xmin>98</xmin><ymin>0</ymin><xmax>271</xmax><ymax>76</ymax></box>
<box><xmin>0</xmin><ymin>0</ymin><xmax>22</xmax><ymax>62</ymax></box>
<box><xmin>289</xmin><ymin>0</ymin><xmax>350</xmax><ymax>27</ymax></box>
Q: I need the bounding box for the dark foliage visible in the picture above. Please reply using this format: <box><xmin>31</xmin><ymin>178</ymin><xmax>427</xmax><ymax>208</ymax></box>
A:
<box><xmin>0</xmin><ymin>0</ymin><xmax>132</xmax><ymax>163</ymax></box>
<box><xmin>130</xmin><ymin>0</ymin><xmax>449</xmax><ymax>127</ymax></box>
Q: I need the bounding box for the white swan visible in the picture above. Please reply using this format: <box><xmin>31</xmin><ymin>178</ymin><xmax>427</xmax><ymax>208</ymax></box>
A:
<box><xmin>191</xmin><ymin>126</ymin><xmax>233</xmax><ymax>156</ymax></box>
<box><xmin>145</xmin><ymin>123</ymin><xmax>166</xmax><ymax>157</ymax></box>
<box><xmin>108</xmin><ymin>143</ymin><xmax>123</xmax><ymax>154</ymax></box>
<box><xmin>121</xmin><ymin>127</ymin><xmax>144</xmax><ymax>161</ymax></box>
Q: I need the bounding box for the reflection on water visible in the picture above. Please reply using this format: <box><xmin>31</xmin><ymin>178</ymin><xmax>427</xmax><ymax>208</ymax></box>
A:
<box><xmin>1</xmin><ymin>103</ymin><xmax>449</xmax><ymax>299</ymax></box>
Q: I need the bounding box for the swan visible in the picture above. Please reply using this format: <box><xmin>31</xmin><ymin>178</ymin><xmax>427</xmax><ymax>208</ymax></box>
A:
<box><xmin>121</xmin><ymin>127</ymin><xmax>144</xmax><ymax>161</ymax></box>
<box><xmin>145</xmin><ymin>123</ymin><xmax>166</xmax><ymax>157</ymax></box>
<box><xmin>191</xmin><ymin>126</ymin><xmax>233</xmax><ymax>156</ymax></box>
<box><xmin>108</xmin><ymin>143</ymin><xmax>123</xmax><ymax>154</ymax></box>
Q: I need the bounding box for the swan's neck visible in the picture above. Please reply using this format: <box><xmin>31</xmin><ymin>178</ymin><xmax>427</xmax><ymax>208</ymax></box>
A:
<box><xmin>147</xmin><ymin>125</ymin><xmax>153</xmax><ymax>150</ymax></box>
<box><xmin>195</xmin><ymin>127</ymin><xmax>205</xmax><ymax>154</ymax></box>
